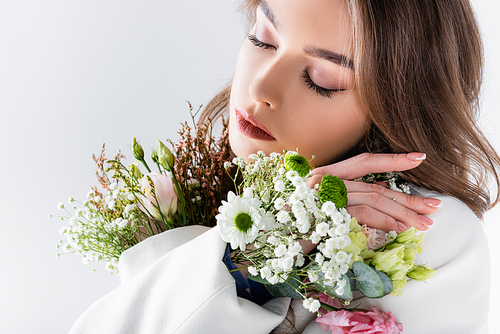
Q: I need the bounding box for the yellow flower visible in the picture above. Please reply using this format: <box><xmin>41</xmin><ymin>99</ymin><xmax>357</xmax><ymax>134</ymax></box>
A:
<box><xmin>395</xmin><ymin>227</ymin><xmax>417</xmax><ymax>243</ymax></box>
<box><xmin>407</xmin><ymin>265</ymin><xmax>437</xmax><ymax>281</ymax></box>
<box><xmin>390</xmin><ymin>279</ymin><xmax>407</xmax><ymax>297</ymax></box>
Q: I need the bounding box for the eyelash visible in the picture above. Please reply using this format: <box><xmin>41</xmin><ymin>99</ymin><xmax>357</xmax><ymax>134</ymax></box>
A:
<box><xmin>247</xmin><ymin>33</ymin><xmax>346</xmax><ymax>98</ymax></box>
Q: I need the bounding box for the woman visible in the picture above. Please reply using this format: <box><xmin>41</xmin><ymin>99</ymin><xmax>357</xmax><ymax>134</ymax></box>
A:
<box><xmin>69</xmin><ymin>0</ymin><xmax>498</xmax><ymax>333</ymax></box>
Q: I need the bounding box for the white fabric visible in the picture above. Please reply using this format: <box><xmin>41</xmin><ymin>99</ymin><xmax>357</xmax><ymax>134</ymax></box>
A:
<box><xmin>69</xmin><ymin>189</ymin><xmax>490</xmax><ymax>334</ymax></box>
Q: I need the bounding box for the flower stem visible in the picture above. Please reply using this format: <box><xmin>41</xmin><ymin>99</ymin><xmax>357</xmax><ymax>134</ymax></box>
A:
<box><xmin>320</xmin><ymin>302</ymin><xmax>340</xmax><ymax>312</ymax></box>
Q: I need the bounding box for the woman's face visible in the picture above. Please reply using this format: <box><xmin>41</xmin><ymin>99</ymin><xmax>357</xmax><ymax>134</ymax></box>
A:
<box><xmin>229</xmin><ymin>0</ymin><xmax>368</xmax><ymax>166</ymax></box>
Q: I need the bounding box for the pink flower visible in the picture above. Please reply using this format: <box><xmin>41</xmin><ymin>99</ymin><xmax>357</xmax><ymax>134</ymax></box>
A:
<box><xmin>316</xmin><ymin>306</ymin><xmax>403</xmax><ymax>334</ymax></box>
<box><xmin>363</xmin><ymin>226</ymin><xmax>388</xmax><ymax>250</ymax></box>
<box><xmin>138</xmin><ymin>172</ymin><xmax>177</xmax><ymax>221</ymax></box>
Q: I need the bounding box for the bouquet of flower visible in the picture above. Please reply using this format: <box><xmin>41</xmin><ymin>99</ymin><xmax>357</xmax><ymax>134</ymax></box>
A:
<box><xmin>54</xmin><ymin>105</ymin><xmax>436</xmax><ymax>333</ymax></box>
<box><xmin>54</xmin><ymin>104</ymin><xmax>234</xmax><ymax>273</ymax></box>
<box><xmin>216</xmin><ymin>150</ymin><xmax>436</xmax><ymax>333</ymax></box>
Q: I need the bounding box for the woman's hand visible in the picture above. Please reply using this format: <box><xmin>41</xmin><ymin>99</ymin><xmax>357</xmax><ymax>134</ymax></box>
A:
<box><xmin>307</xmin><ymin>152</ymin><xmax>441</xmax><ymax>233</ymax></box>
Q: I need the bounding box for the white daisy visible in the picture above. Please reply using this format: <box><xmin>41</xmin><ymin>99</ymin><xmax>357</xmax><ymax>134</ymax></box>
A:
<box><xmin>216</xmin><ymin>191</ymin><xmax>265</xmax><ymax>250</ymax></box>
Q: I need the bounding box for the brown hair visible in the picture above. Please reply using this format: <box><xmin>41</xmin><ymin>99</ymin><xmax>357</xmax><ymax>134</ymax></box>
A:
<box><xmin>199</xmin><ymin>0</ymin><xmax>500</xmax><ymax>218</ymax></box>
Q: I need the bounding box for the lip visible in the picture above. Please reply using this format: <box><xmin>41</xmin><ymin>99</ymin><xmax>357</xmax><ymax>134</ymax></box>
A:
<box><xmin>235</xmin><ymin>108</ymin><xmax>276</xmax><ymax>141</ymax></box>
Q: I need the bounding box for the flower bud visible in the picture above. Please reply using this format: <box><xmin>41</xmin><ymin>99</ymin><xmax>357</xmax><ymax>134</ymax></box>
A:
<box><xmin>395</xmin><ymin>227</ymin><xmax>417</xmax><ymax>243</ymax></box>
<box><xmin>407</xmin><ymin>265</ymin><xmax>437</xmax><ymax>281</ymax></box>
<box><xmin>128</xmin><ymin>161</ymin><xmax>143</xmax><ymax>180</ymax></box>
<box><xmin>157</xmin><ymin>140</ymin><xmax>174</xmax><ymax>170</ymax></box>
<box><xmin>138</xmin><ymin>172</ymin><xmax>178</xmax><ymax>221</ymax></box>
<box><xmin>151</xmin><ymin>149</ymin><xmax>159</xmax><ymax>164</ymax></box>
<box><xmin>132</xmin><ymin>137</ymin><xmax>144</xmax><ymax>161</ymax></box>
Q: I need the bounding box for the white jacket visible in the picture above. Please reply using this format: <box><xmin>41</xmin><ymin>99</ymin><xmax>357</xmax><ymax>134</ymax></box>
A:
<box><xmin>69</xmin><ymin>188</ymin><xmax>490</xmax><ymax>333</ymax></box>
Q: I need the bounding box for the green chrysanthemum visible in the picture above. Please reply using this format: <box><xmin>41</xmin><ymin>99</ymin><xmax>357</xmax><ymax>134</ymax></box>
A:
<box><xmin>283</xmin><ymin>151</ymin><xmax>310</xmax><ymax>177</ymax></box>
<box><xmin>318</xmin><ymin>174</ymin><xmax>348</xmax><ymax>208</ymax></box>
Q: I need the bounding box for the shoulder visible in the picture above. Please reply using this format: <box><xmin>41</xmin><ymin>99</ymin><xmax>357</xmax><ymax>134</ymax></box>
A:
<box><xmin>327</xmin><ymin>187</ymin><xmax>492</xmax><ymax>334</ymax></box>
<box><xmin>411</xmin><ymin>186</ymin><xmax>489</xmax><ymax>269</ymax></box>
<box><xmin>119</xmin><ymin>225</ymin><xmax>212</xmax><ymax>282</ymax></box>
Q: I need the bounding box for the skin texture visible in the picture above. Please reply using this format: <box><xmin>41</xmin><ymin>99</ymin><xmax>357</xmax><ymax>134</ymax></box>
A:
<box><xmin>228</xmin><ymin>0</ymin><xmax>440</xmax><ymax>233</ymax></box>
<box><xmin>229</xmin><ymin>0</ymin><xmax>367</xmax><ymax>167</ymax></box>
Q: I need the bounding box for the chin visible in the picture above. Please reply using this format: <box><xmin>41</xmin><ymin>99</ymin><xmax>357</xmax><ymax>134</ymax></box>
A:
<box><xmin>228</xmin><ymin>128</ymin><xmax>274</xmax><ymax>159</ymax></box>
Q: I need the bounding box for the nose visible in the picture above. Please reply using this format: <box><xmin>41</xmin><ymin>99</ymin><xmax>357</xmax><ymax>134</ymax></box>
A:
<box><xmin>248</xmin><ymin>56</ymin><xmax>290</xmax><ymax>110</ymax></box>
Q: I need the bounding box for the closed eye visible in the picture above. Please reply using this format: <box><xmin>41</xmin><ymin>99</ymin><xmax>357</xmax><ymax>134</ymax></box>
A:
<box><xmin>247</xmin><ymin>33</ymin><xmax>276</xmax><ymax>50</ymax></box>
<box><xmin>248</xmin><ymin>33</ymin><xmax>345</xmax><ymax>99</ymax></box>
<box><xmin>302</xmin><ymin>71</ymin><xmax>346</xmax><ymax>98</ymax></box>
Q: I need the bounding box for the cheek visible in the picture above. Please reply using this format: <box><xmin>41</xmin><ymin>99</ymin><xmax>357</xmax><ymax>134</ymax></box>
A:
<box><xmin>231</xmin><ymin>43</ymin><xmax>259</xmax><ymax>98</ymax></box>
<box><xmin>282</xmin><ymin>99</ymin><xmax>368</xmax><ymax>165</ymax></box>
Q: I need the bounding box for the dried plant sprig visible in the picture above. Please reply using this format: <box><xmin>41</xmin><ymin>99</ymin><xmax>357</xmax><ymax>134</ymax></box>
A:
<box><xmin>54</xmin><ymin>102</ymin><xmax>235</xmax><ymax>273</ymax></box>
<box><xmin>167</xmin><ymin>102</ymin><xmax>235</xmax><ymax>227</ymax></box>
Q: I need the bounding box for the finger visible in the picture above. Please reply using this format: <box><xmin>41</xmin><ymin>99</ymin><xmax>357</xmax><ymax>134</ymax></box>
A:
<box><xmin>347</xmin><ymin>192</ymin><xmax>431</xmax><ymax>231</ymax></box>
<box><xmin>344</xmin><ymin>181</ymin><xmax>441</xmax><ymax>215</ymax></box>
<box><xmin>312</xmin><ymin>152</ymin><xmax>426</xmax><ymax>180</ymax></box>
<box><xmin>306</xmin><ymin>173</ymin><xmax>323</xmax><ymax>189</ymax></box>
<box><xmin>298</xmin><ymin>239</ymin><xmax>316</xmax><ymax>255</ymax></box>
<box><xmin>346</xmin><ymin>205</ymin><xmax>429</xmax><ymax>233</ymax></box>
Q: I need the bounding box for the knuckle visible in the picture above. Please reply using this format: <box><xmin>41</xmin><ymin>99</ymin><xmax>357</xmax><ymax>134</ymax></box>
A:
<box><xmin>355</xmin><ymin>152</ymin><xmax>371</xmax><ymax>163</ymax></box>
<box><xmin>406</xmin><ymin>194</ymin><xmax>423</xmax><ymax>207</ymax></box>
<box><xmin>369</xmin><ymin>183</ymin><xmax>386</xmax><ymax>194</ymax></box>
<box><xmin>368</xmin><ymin>192</ymin><xmax>385</xmax><ymax>206</ymax></box>
<box><xmin>384</xmin><ymin>215</ymin><xmax>397</xmax><ymax>229</ymax></box>
<box><xmin>352</xmin><ymin>204</ymin><xmax>370</xmax><ymax>217</ymax></box>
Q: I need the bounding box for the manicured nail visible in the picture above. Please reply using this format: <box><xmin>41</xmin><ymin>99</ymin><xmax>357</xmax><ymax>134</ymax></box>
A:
<box><xmin>407</xmin><ymin>152</ymin><xmax>426</xmax><ymax>161</ymax></box>
<box><xmin>423</xmin><ymin>198</ymin><xmax>442</xmax><ymax>208</ymax></box>
<box><xmin>397</xmin><ymin>222</ymin><xmax>408</xmax><ymax>232</ymax></box>
<box><xmin>418</xmin><ymin>215</ymin><xmax>433</xmax><ymax>226</ymax></box>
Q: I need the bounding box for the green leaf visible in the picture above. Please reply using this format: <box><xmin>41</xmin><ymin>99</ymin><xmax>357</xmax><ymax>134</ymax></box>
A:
<box><xmin>310</xmin><ymin>265</ymin><xmax>353</xmax><ymax>300</ymax></box>
<box><xmin>346</xmin><ymin>269</ymin><xmax>357</xmax><ymax>291</ymax></box>
<box><xmin>352</xmin><ymin>262</ymin><xmax>384</xmax><ymax>298</ymax></box>
<box><xmin>248</xmin><ymin>273</ymin><xmax>272</xmax><ymax>285</ymax></box>
<box><xmin>266</xmin><ymin>280</ymin><xmax>303</xmax><ymax>300</ymax></box>
<box><xmin>375</xmin><ymin>269</ymin><xmax>393</xmax><ymax>296</ymax></box>
<box><xmin>248</xmin><ymin>273</ymin><xmax>303</xmax><ymax>299</ymax></box>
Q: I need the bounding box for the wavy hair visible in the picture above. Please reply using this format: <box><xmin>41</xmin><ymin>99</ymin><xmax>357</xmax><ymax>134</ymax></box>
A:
<box><xmin>198</xmin><ymin>0</ymin><xmax>500</xmax><ymax>218</ymax></box>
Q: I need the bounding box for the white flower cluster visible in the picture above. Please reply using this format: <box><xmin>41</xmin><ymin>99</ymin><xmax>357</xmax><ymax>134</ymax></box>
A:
<box><xmin>355</xmin><ymin>172</ymin><xmax>411</xmax><ymax>195</ymax></box>
<box><xmin>56</xmin><ymin>183</ymin><xmax>144</xmax><ymax>274</ymax></box>
<box><xmin>218</xmin><ymin>151</ymin><xmax>356</xmax><ymax>312</ymax></box>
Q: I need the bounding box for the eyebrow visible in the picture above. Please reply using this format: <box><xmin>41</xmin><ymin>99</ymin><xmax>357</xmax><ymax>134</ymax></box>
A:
<box><xmin>304</xmin><ymin>47</ymin><xmax>354</xmax><ymax>70</ymax></box>
<box><xmin>258</xmin><ymin>0</ymin><xmax>354</xmax><ymax>70</ymax></box>
<box><xmin>259</xmin><ymin>0</ymin><xmax>280</xmax><ymax>32</ymax></box>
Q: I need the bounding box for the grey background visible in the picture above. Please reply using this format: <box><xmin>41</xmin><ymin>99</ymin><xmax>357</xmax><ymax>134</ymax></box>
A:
<box><xmin>0</xmin><ymin>1</ymin><xmax>498</xmax><ymax>333</ymax></box>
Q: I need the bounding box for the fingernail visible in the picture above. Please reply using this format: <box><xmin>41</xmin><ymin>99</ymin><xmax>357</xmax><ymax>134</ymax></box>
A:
<box><xmin>407</xmin><ymin>152</ymin><xmax>426</xmax><ymax>161</ymax></box>
<box><xmin>418</xmin><ymin>215</ymin><xmax>433</xmax><ymax>226</ymax></box>
<box><xmin>423</xmin><ymin>198</ymin><xmax>442</xmax><ymax>208</ymax></box>
<box><xmin>397</xmin><ymin>222</ymin><xmax>408</xmax><ymax>232</ymax></box>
